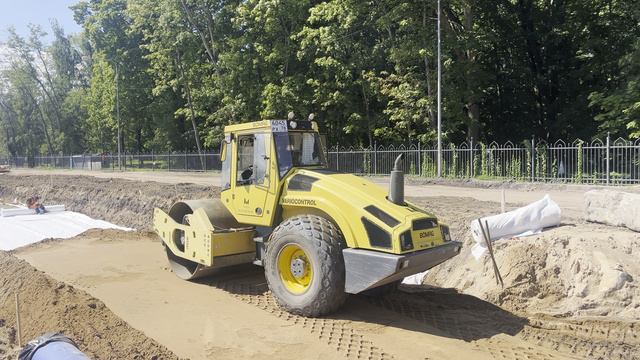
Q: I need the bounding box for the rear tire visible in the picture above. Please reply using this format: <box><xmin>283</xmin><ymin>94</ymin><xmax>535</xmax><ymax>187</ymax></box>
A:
<box><xmin>264</xmin><ymin>215</ymin><xmax>347</xmax><ymax>317</ymax></box>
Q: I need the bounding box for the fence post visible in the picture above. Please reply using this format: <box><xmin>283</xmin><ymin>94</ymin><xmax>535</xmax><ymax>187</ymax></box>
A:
<box><xmin>373</xmin><ymin>142</ymin><xmax>377</xmax><ymax>175</ymax></box>
<box><xmin>336</xmin><ymin>143</ymin><xmax>339</xmax><ymax>172</ymax></box>
<box><xmin>606</xmin><ymin>132</ymin><xmax>610</xmax><ymax>185</ymax></box>
<box><xmin>531</xmin><ymin>136</ymin><xmax>535</xmax><ymax>182</ymax></box>
<box><xmin>418</xmin><ymin>142</ymin><xmax>422</xmax><ymax>177</ymax></box>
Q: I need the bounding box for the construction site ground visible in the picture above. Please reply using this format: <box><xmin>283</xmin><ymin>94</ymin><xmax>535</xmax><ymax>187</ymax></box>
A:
<box><xmin>0</xmin><ymin>169</ymin><xmax>638</xmax><ymax>360</ymax></box>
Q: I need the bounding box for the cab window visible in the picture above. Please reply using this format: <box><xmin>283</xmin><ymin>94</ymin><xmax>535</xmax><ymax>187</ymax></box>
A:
<box><xmin>236</xmin><ymin>133</ymin><xmax>268</xmax><ymax>186</ymax></box>
<box><xmin>237</xmin><ymin>135</ymin><xmax>254</xmax><ymax>185</ymax></box>
<box><xmin>253</xmin><ymin>133</ymin><xmax>268</xmax><ymax>185</ymax></box>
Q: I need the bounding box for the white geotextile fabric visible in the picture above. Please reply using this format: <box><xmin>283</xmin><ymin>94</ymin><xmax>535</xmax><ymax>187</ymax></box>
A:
<box><xmin>470</xmin><ymin>194</ymin><xmax>561</xmax><ymax>260</ymax></box>
<box><xmin>402</xmin><ymin>270</ymin><xmax>428</xmax><ymax>285</ymax></box>
<box><xmin>0</xmin><ymin>211</ymin><xmax>132</xmax><ymax>251</ymax></box>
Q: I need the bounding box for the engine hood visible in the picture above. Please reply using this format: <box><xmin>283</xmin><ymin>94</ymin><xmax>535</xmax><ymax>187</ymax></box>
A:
<box><xmin>300</xmin><ymin>169</ymin><xmax>435</xmax><ymax>219</ymax></box>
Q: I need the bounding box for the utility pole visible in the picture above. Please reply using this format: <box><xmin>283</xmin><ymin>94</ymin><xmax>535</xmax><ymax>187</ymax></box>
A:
<box><xmin>437</xmin><ymin>0</ymin><xmax>442</xmax><ymax>177</ymax></box>
<box><xmin>115</xmin><ymin>62</ymin><xmax>122</xmax><ymax>170</ymax></box>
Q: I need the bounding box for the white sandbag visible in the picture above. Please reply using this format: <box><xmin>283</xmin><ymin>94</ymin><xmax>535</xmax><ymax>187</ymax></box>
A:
<box><xmin>470</xmin><ymin>194</ymin><xmax>561</xmax><ymax>259</ymax></box>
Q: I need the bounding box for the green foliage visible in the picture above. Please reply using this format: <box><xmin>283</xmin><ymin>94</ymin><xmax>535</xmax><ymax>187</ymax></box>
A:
<box><xmin>421</xmin><ymin>154</ymin><xmax>437</xmax><ymax>178</ymax></box>
<box><xmin>509</xmin><ymin>157</ymin><xmax>522</xmax><ymax>179</ymax></box>
<box><xmin>575</xmin><ymin>140</ymin><xmax>584</xmax><ymax>183</ymax></box>
<box><xmin>472</xmin><ymin>147</ymin><xmax>479</xmax><ymax>177</ymax></box>
<box><xmin>1</xmin><ymin>0</ymin><xmax>640</xmax><ymax>156</ymax></box>
<box><xmin>480</xmin><ymin>143</ymin><xmax>488</xmax><ymax>177</ymax></box>
<box><xmin>363</xmin><ymin>150</ymin><xmax>371</xmax><ymax>175</ymax></box>
<box><xmin>450</xmin><ymin>144</ymin><xmax>457</xmax><ymax>177</ymax></box>
<box><xmin>537</xmin><ymin>146</ymin><xmax>548</xmax><ymax>180</ymax></box>
<box><xmin>589</xmin><ymin>36</ymin><xmax>640</xmax><ymax>139</ymax></box>
<box><xmin>525</xmin><ymin>145</ymin><xmax>532</xmax><ymax>179</ymax></box>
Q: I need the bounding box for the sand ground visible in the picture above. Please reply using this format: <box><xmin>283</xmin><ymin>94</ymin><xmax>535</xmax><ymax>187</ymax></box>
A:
<box><xmin>1</xmin><ymin>170</ymin><xmax>638</xmax><ymax>359</ymax></box>
<box><xmin>15</xmin><ymin>230</ymin><xmax>580</xmax><ymax>360</ymax></box>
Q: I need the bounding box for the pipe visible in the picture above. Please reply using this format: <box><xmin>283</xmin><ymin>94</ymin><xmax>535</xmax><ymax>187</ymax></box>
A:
<box><xmin>388</xmin><ymin>154</ymin><xmax>405</xmax><ymax>205</ymax></box>
<box><xmin>19</xmin><ymin>333</ymin><xmax>89</xmax><ymax>360</ymax></box>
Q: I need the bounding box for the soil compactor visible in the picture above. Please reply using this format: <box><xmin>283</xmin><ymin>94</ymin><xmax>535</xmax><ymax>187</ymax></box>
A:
<box><xmin>154</xmin><ymin>118</ymin><xmax>462</xmax><ymax>316</ymax></box>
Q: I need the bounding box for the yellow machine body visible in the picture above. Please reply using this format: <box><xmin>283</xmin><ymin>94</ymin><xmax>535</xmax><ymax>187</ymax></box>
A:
<box><xmin>153</xmin><ymin>119</ymin><xmax>461</xmax><ymax>294</ymax></box>
<box><xmin>279</xmin><ymin>169</ymin><xmax>447</xmax><ymax>254</ymax></box>
<box><xmin>153</xmin><ymin>207</ymin><xmax>255</xmax><ymax>267</ymax></box>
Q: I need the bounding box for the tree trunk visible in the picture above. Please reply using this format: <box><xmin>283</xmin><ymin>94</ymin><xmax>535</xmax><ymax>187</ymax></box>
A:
<box><xmin>466</xmin><ymin>102</ymin><xmax>480</xmax><ymax>141</ymax></box>
<box><xmin>176</xmin><ymin>50</ymin><xmax>204</xmax><ymax>168</ymax></box>
<box><xmin>180</xmin><ymin>0</ymin><xmax>216</xmax><ymax>64</ymax></box>
<box><xmin>361</xmin><ymin>82</ymin><xmax>374</xmax><ymax>147</ymax></box>
<box><xmin>33</xmin><ymin>100</ymin><xmax>54</xmax><ymax>155</ymax></box>
<box><xmin>442</xmin><ymin>1</ymin><xmax>483</xmax><ymax>141</ymax></box>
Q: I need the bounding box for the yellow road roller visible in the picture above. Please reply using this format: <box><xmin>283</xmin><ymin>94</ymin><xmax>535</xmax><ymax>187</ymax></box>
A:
<box><xmin>153</xmin><ymin>116</ymin><xmax>462</xmax><ymax>316</ymax></box>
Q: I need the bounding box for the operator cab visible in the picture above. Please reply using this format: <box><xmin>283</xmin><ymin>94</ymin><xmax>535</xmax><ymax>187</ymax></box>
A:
<box><xmin>219</xmin><ymin>118</ymin><xmax>326</xmax><ymax>226</ymax></box>
<box><xmin>273</xmin><ymin>131</ymin><xmax>327</xmax><ymax>177</ymax></box>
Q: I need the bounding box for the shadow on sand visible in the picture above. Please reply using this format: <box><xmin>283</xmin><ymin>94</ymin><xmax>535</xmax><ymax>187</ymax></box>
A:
<box><xmin>194</xmin><ymin>264</ymin><xmax>527</xmax><ymax>343</ymax></box>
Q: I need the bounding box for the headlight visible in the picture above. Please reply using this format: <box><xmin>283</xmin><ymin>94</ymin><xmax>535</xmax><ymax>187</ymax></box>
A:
<box><xmin>441</xmin><ymin>225</ymin><xmax>451</xmax><ymax>242</ymax></box>
<box><xmin>400</xmin><ymin>230</ymin><xmax>414</xmax><ymax>251</ymax></box>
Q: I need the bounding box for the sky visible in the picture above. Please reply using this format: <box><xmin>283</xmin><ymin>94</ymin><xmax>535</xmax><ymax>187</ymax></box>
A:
<box><xmin>0</xmin><ymin>0</ymin><xmax>82</xmax><ymax>44</ymax></box>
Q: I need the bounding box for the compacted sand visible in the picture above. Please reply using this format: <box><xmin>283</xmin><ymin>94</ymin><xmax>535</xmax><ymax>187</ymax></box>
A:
<box><xmin>0</xmin><ymin>173</ymin><xmax>638</xmax><ymax>359</ymax></box>
<box><xmin>0</xmin><ymin>249</ymin><xmax>179</xmax><ymax>359</ymax></box>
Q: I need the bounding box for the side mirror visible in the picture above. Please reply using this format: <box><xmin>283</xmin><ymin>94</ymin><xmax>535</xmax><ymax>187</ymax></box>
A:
<box><xmin>220</xmin><ymin>134</ymin><xmax>231</xmax><ymax>161</ymax></box>
<box><xmin>220</xmin><ymin>142</ymin><xmax>227</xmax><ymax>162</ymax></box>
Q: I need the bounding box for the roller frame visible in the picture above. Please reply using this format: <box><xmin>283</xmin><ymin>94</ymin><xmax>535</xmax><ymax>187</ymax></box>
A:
<box><xmin>153</xmin><ymin>199</ymin><xmax>256</xmax><ymax>280</ymax></box>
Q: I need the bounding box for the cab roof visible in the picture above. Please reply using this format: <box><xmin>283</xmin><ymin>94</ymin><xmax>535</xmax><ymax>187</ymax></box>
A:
<box><xmin>224</xmin><ymin>119</ymin><xmax>318</xmax><ymax>134</ymax></box>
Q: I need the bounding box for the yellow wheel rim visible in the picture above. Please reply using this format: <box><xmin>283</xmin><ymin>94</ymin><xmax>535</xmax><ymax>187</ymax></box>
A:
<box><xmin>277</xmin><ymin>244</ymin><xmax>313</xmax><ymax>294</ymax></box>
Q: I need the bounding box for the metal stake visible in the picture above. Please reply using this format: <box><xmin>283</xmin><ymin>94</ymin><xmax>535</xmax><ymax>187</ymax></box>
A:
<box><xmin>15</xmin><ymin>293</ymin><xmax>21</xmax><ymax>347</ymax></box>
<box><xmin>477</xmin><ymin>219</ymin><xmax>504</xmax><ymax>288</ymax></box>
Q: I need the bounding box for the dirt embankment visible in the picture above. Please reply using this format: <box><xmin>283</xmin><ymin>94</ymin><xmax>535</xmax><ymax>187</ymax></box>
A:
<box><xmin>0</xmin><ymin>250</ymin><xmax>180</xmax><ymax>359</ymax></box>
<box><xmin>0</xmin><ymin>175</ymin><xmax>215</xmax><ymax>230</ymax></box>
<box><xmin>414</xmin><ymin>196</ymin><xmax>640</xmax><ymax>321</ymax></box>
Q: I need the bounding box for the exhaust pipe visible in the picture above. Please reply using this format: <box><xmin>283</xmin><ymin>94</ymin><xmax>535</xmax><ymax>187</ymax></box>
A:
<box><xmin>388</xmin><ymin>154</ymin><xmax>405</xmax><ymax>205</ymax></box>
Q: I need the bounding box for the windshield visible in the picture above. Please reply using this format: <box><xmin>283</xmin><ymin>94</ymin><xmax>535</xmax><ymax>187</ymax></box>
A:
<box><xmin>274</xmin><ymin>132</ymin><xmax>327</xmax><ymax>177</ymax></box>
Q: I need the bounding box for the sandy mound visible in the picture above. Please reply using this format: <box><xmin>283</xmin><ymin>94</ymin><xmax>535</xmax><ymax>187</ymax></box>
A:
<box><xmin>415</xmin><ymin>196</ymin><xmax>640</xmax><ymax>320</ymax></box>
<box><xmin>0</xmin><ymin>323</ymin><xmax>19</xmax><ymax>359</ymax></box>
<box><xmin>0</xmin><ymin>175</ymin><xmax>214</xmax><ymax>230</ymax></box>
<box><xmin>0</xmin><ymin>251</ymin><xmax>180</xmax><ymax>359</ymax></box>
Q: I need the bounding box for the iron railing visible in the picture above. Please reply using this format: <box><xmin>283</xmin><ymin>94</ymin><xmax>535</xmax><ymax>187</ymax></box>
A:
<box><xmin>327</xmin><ymin>136</ymin><xmax>640</xmax><ymax>184</ymax></box>
<box><xmin>2</xmin><ymin>153</ymin><xmax>222</xmax><ymax>172</ymax></box>
<box><xmin>2</xmin><ymin>136</ymin><xmax>639</xmax><ymax>185</ymax></box>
